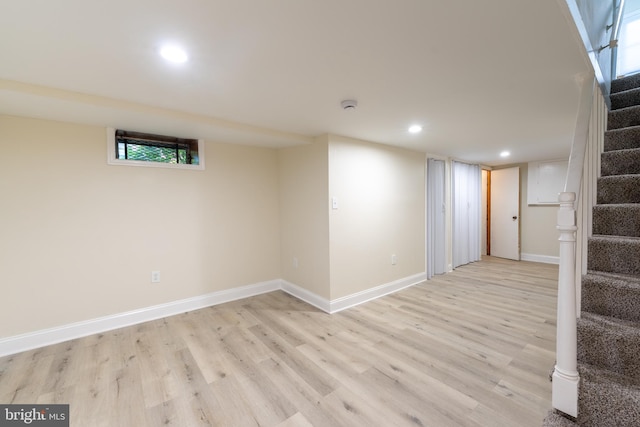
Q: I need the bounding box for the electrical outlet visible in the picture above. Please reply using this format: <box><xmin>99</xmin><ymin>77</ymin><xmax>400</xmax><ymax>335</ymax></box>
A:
<box><xmin>151</xmin><ymin>271</ymin><xmax>161</xmax><ymax>283</ymax></box>
<box><xmin>293</xmin><ymin>257</ymin><xmax>299</xmax><ymax>269</ymax></box>
<box><xmin>391</xmin><ymin>254</ymin><xmax>397</xmax><ymax>265</ymax></box>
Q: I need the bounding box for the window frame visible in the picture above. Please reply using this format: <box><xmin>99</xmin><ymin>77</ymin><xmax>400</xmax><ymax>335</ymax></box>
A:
<box><xmin>106</xmin><ymin>127</ymin><xmax>205</xmax><ymax>170</ymax></box>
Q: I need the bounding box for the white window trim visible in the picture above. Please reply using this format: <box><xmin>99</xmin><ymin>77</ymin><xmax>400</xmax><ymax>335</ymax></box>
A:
<box><xmin>106</xmin><ymin>127</ymin><xmax>205</xmax><ymax>170</ymax></box>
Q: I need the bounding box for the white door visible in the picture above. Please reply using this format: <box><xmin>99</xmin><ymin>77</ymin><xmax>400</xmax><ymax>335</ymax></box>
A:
<box><xmin>490</xmin><ymin>167</ymin><xmax>520</xmax><ymax>260</ymax></box>
<box><xmin>427</xmin><ymin>158</ymin><xmax>446</xmax><ymax>278</ymax></box>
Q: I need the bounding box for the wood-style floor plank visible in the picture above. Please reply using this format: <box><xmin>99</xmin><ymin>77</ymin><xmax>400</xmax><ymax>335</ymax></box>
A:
<box><xmin>0</xmin><ymin>257</ymin><xmax>558</xmax><ymax>426</ymax></box>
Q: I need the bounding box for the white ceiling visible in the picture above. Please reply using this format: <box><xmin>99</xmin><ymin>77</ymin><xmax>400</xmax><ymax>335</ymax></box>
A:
<box><xmin>0</xmin><ymin>0</ymin><xmax>592</xmax><ymax>166</ymax></box>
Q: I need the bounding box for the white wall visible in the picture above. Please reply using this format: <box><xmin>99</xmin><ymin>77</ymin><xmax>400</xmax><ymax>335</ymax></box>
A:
<box><xmin>328</xmin><ymin>135</ymin><xmax>426</xmax><ymax>299</ymax></box>
<box><xmin>4</xmin><ymin>114</ymin><xmax>543</xmax><ymax>344</ymax></box>
<box><xmin>1</xmin><ymin>117</ymin><xmax>428</xmax><ymax>341</ymax></box>
<box><xmin>627</xmin><ymin>0</ymin><xmax>640</xmax><ymax>13</ymax></box>
<box><xmin>618</xmin><ymin>0</ymin><xmax>640</xmax><ymax>76</ymax></box>
<box><xmin>519</xmin><ymin>163</ymin><xmax>560</xmax><ymax>260</ymax></box>
<box><xmin>278</xmin><ymin>137</ymin><xmax>330</xmax><ymax>299</ymax></box>
<box><xmin>574</xmin><ymin>0</ymin><xmax>615</xmax><ymax>85</ymax></box>
<box><xmin>0</xmin><ymin>115</ymin><xmax>281</xmax><ymax>338</ymax></box>
<box><xmin>279</xmin><ymin>134</ymin><xmax>427</xmax><ymax>302</ymax></box>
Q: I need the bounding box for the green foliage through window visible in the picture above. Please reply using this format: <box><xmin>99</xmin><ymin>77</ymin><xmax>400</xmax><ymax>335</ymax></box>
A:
<box><xmin>115</xmin><ymin>130</ymin><xmax>199</xmax><ymax>165</ymax></box>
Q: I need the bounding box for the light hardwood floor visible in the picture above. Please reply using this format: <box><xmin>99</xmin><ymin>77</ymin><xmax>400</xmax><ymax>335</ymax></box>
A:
<box><xmin>0</xmin><ymin>257</ymin><xmax>558</xmax><ymax>426</ymax></box>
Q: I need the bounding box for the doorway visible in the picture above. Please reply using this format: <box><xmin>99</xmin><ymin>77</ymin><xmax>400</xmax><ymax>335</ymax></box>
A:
<box><xmin>486</xmin><ymin>167</ymin><xmax>521</xmax><ymax>261</ymax></box>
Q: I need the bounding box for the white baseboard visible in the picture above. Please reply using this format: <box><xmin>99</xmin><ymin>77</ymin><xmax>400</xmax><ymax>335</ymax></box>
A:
<box><xmin>0</xmin><ymin>273</ymin><xmax>428</xmax><ymax>357</ymax></box>
<box><xmin>521</xmin><ymin>253</ymin><xmax>560</xmax><ymax>265</ymax></box>
<box><xmin>0</xmin><ymin>280</ymin><xmax>280</xmax><ymax>358</ymax></box>
<box><xmin>280</xmin><ymin>281</ymin><xmax>331</xmax><ymax>313</ymax></box>
<box><xmin>328</xmin><ymin>272</ymin><xmax>427</xmax><ymax>313</ymax></box>
<box><xmin>281</xmin><ymin>273</ymin><xmax>428</xmax><ymax>314</ymax></box>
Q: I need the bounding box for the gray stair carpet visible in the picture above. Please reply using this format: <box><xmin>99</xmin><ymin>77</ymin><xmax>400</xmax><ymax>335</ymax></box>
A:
<box><xmin>604</xmin><ymin>125</ymin><xmax>640</xmax><ymax>151</ymax></box>
<box><xmin>544</xmin><ymin>72</ymin><xmax>640</xmax><ymax>426</ymax></box>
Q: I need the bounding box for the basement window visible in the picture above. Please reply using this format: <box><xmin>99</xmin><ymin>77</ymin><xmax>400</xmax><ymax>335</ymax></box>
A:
<box><xmin>107</xmin><ymin>128</ymin><xmax>204</xmax><ymax>170</ymax></box>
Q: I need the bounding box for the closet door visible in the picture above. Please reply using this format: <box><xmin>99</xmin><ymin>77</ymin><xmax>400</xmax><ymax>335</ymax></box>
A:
<box><xmin>452</xmin><ymin>161</ymin><xmax>481</xmax><ymax>268</ymax></box>
<box><xmin>426</xmin><ymin>158</ymin><xmax>446</xmax><ymax>278</ymax></box>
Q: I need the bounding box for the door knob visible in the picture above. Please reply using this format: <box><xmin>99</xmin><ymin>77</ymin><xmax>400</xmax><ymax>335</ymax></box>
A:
<box><xmin>512</xmin><ymin>216</ymin><xmax>518</xmax><ymax>221</ymax></box>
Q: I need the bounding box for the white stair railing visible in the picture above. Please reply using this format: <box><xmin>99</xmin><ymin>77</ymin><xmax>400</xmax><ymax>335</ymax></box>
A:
<box><xmin>553</xmin><ymin>0</ymin><xmax>622</xmax><ymax>417</ymax></box>
<box><xmin>552</xmin><ymin>75</ymin><xmax>595</xmax><ymax>417</ymax></box>
<box><xmin>553</xmin><ymin>192</ymin><xmax>580</xmax><ymax>416</ymax></box>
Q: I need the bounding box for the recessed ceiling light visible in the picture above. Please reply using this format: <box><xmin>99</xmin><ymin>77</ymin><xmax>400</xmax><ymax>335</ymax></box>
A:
<box><xmin>408</xmin><ymin>125</ymin><xmax>423</xmax><ymax>134</ymax></box>
<box><xmin>160</xmin><ymin>45</ymin><xmax>188</xmax><ymax>64</ymax></box>
<box><xmin>500</xmin><ymin>151</ymin><xmax>511</xmax><ymax>158</ymax></box>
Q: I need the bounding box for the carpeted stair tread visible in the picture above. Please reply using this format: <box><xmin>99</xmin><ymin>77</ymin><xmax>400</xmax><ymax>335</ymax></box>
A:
<box><xmin>608</xmin><ymin>105</ymin><xmax>640</xmax><ymax>130</ymax></box>
<box><xmin>601</xmin><ymin>148</ymin><xmax>640</xmax><ymax>176</ymax></box>
<box><xmin>588</xmin><ymin>235</ymin><xmax>640</xmax><ymax>275</ymax></box>
<box><xmin>582</xmin><ymin>271</ymin><xmax>640</xmax><ymax>322</ymax></box>
<box><xmin>611</xmin><ymin>87</ymin><xmax>640</xmax><ymax>110</ymax></box>
<box><xmin>604</xmin><ymin>125</ymin><xmax>640</xmax><ymax>152</ymax></box>
<box><xmin>611</xmin><ymin>73</ymin><xmax>640</xmax><ymax>94</ymax></box>
<box><xmin>542</xmin><ymin>411</ymin><xmax>577</xmax><ymax>426</ymax></box>
<box><xmin>577</xmin><ymin>312</ymin><xmax>640</xmax><ymax>381</ymax></box>
<box><xmin>577</xmin><ymin>363</ymin><xmax>640</xmax><ymax>427</ymax></box>
<box><xmin>592</xmin><ymin>204</ymin><xmax>640</xmax><ymax>237</ymax></box>
<box><xmin>597</xmin><ymin>174</ymin><xmax>640</xmax><ymax>204</ymax></box>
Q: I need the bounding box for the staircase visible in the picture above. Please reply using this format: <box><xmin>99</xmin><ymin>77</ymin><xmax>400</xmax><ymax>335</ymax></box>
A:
<box><xmin>544</xmin><ymin>73</ymin><xmax>640</xmax><ymax>426</ymax></box>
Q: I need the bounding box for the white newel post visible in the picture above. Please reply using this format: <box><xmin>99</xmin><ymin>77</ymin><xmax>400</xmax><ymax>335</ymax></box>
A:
<box><xmin>552</xmin><ymin>192</ymin><xmax>579</xmax><ymax>417</ymax></box>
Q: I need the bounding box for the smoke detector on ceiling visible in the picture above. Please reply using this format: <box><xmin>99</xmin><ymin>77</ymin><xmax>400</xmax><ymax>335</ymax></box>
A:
<box><xmin>341</xmin><ymin>99</ymin><xmax>358</xmax><ymax>110</ymax></box>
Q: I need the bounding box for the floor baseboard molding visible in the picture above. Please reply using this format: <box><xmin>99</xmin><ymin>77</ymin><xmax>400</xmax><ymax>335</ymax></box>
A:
<box><xmin>281</xmin><ymin>273</ymin><xmax>428</xmax><ymax>314</ymax></box>
<box><xmin>0</xmin><ymin>273</ymin><xmax>427</xmax><ymax>357</ymax></box>
<box><xmin>0</xmin><ymin>279</ymin><xmax>280</xmax><ymax>358</ymax></box>
<box><xmin>328</xmin><ymin>272</ymin><xmax>427</xmax><ymax>313</ymax></box>
<box><xmin>521</xmin><ymin>253</ymin><xmax>560</xmax><ymax>265</ymax></box>
<box><xmin>280</xmin><ymin>281</ymin><xmax>331</xmax><ymax>313</ymax></box>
